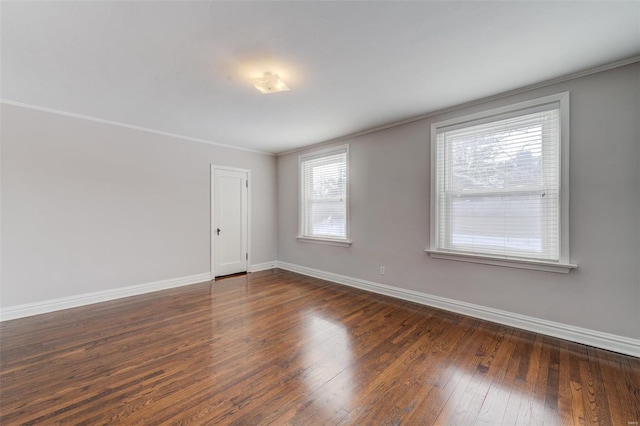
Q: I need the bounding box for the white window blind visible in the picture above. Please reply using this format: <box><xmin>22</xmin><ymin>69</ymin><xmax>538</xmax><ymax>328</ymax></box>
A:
<box><xmin>433</xmin><ymin>99</ymin><xmax>565</xmax><ymax>263</ymax></box>
<box><xmin>299</xmin><ymin>146</ymin><xmax>349</xmax><ymax>241</ymax></box>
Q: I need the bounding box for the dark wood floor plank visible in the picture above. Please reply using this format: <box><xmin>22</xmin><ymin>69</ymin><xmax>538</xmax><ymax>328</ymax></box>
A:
<box><xmin>277</xmin><ymin>305</ymin><xmax>436</xmax><ymax>425</ymax></box>
<box><xmin>600</xmin><ymin>348</ymin><xmax>640</xmax><ymax>426</ymax></box>
<box><xmin>492</xmin><ymin>329</ymin><xmax>533</xmax><ymax>424</ymax></box>
<box><xmin>401</xmin><ymin>317</ymin><xmax>492</xmax><ymax>424</ymax></box>
<box><xmin>445</xmin><ymin>325</ymin><xmax>518</xmax><ymax>425</ymax></box>
<box><xmin>333</xmin><ymin>309</ymin><xmax>459</xmax><ymax>424</ymax></box>
<box><xmin>1</xmin><ymin>269</ymin><xmax>638</xmax><ymax>425</ymax></box>
<box><xmin>433</xmin><ymin>326</ymin><xmax>507</xmax><ymax>424</ymax></box>
<box><xmin>555</xmin><ymin>339</ymin><xmax>575</xmax><ymax>426</ymax></box>
<box><xmin>364</xmin><ymin>312</ymin><xmax>472</xmax><ymax>424</ymax></box>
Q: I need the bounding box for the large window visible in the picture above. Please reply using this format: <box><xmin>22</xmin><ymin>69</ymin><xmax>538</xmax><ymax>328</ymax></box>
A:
<box><xmin>428</xmin><ymin>93</ymin><xmax>575</xmax><ymax>273</ymax></box>
<box><xmin>298</xmin><ymin>145</ymin><xmax>351</xmax><ymax>246</ymax></box>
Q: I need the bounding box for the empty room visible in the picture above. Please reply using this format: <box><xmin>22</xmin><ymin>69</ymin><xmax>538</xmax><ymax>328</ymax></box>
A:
<box><xmin>1</xmin><ymin>1</ymin><xmax>639</xmax><ymax>424</ymax></box>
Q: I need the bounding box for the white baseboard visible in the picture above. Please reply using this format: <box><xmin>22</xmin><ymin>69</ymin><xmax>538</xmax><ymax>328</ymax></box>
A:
<box><xmin>0</xmin><ymin>262</ymin><xmax>277</xmax><ymax>321</ymax></box>
<box><xmin>3</xmin><ymin>262</ymin><xmax>637</xmax><ymax>358</ymax></box>
<box><xmin>277</xmin><ymin>261</ymin><xmax>640</xmax><ymax>358</ymax></box>
<box><xmin>0</xmin><ymin>272</ymin><xmax>212</xmax><ymax>322</ymax></box>
<box><xmin>248</xmin><ymin>261</ymin><xmax>278</xmax><ymax>273</ymax></box>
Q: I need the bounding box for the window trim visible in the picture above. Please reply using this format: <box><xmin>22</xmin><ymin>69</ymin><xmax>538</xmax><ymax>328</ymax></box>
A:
<box><xmin>427</xmin><ymin>92</ymin><xmax>576</xmax><ymax>273</ymax></box>
<box><xmin>297</xmin><ymin>144</ymin><xmax>352</xmax><ymax>246</ymax></box>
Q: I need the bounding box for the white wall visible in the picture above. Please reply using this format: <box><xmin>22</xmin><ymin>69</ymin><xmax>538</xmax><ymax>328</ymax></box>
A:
<box><xmin>278</xmin><ymin>63</ymin><xmax>640</xmax><ymax>340</ymax></box>
<box><xmin>1</xmin><ymin>104</ymin><xmax>278</xmax><ymax>307</ymax></box>
<box><xmin>2</xmin><ymin>63</ymin><xmax>638</xmax><ymax>344</ymax></box>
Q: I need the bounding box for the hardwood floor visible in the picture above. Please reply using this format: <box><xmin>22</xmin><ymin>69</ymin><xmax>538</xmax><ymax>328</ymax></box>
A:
<box><xmin>1</xmin><ymin>269</ymin><xmax>638</xmax><ymax>425</ymax></box>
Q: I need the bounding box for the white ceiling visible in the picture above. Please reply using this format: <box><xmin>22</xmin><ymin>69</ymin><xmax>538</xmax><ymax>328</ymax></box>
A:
<box><xmin>2</xmin><ymin>1</ymin><xmax>639</xmax><ymax>154</ymax></box>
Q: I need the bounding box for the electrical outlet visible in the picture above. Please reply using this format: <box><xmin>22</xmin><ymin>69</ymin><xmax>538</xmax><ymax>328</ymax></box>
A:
<box><xmin>379</xmin><ymin>266</ymin><xmax>385</xmax><ymax>275</ymax></box>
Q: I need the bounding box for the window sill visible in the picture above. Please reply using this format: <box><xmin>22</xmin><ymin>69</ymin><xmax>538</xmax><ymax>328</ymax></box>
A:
<box><xmin>297</xmin><ymin>236</ymin><xmax>352</xmax><ymax>247</ymax></box>
<box><xmin>425</xmin><ymin>249</ymin><xmax>577</xmax><ymax>274</ymax></box>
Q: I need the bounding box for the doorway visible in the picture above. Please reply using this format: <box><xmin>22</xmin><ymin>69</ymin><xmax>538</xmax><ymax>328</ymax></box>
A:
<box><xmin>211</xmin><ymin>166</ymin><xmax>250</xmax><ymax>278</ymax></box>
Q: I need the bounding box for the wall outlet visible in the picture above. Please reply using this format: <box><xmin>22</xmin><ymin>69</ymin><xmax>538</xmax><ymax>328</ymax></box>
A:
<box><xmin>379</xmin><ymin>266</ymin><xmax>385</xmax><ymax>275</ymax></box>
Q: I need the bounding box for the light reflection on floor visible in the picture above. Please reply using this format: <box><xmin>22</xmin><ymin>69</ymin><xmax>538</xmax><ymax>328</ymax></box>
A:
<box><xmin>434</xmin><ymin>363</ymin><xmax>548</xmax><ymax>424</ymax></box>
<box><xmin>301</xmin><ymin>313</ymin><xmax>354</xmax><ymax>417</ymax></box>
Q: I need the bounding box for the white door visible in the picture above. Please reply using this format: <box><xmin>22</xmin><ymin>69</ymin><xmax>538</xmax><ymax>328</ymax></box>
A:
<box><xmin>212</xmin><ymin>167</ymin><xmax>248</xmax><ymax>277</ymax></box>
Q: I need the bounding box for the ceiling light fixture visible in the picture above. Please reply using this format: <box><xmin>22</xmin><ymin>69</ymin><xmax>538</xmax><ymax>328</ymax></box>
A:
<box><xmin>250</xmin><ymin>72</ymin><xmax>290</xmax><ymax>94</ymax></box>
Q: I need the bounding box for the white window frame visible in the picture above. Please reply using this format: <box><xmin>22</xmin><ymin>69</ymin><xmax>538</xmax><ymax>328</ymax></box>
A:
<box><xmin>426</xmin><ymin>92</ymin><xmax>576</xmax><ymax>273</ymax></box>
<box><xmin>297</xmin><ymin>145</ymin><xmax>352</xmax><ymax>247</ymax></box>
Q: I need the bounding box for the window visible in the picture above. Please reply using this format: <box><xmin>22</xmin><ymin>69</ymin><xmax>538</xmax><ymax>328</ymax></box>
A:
<box><xmin>298</xmin><ymin>145</ymin><xmax>351</xmax><ymax>246</ymax></box>
<box><xmin>428</xmin><ymin>93</ymin><xmax>576</xmax><ymax>273</ymax></box>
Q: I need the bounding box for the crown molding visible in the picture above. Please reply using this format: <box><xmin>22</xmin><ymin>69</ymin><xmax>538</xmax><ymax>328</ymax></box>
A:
<box><xmin>0</xmin><ymin>100</ymin><xmax>275</xmax><ymax>156</ymax></box>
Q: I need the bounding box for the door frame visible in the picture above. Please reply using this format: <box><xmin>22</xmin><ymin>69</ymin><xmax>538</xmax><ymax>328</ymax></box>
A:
<box><xmin>210</xmin><ymin>165</ymin><xmax>251</xmax><ymax>278</ymax></box>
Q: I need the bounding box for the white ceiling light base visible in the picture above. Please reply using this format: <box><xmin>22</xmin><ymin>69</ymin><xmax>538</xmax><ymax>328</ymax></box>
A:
<box><xmin>250</xmin><ymin>73</ymin><xmax>290</xmax><ymax>94</ymax></box>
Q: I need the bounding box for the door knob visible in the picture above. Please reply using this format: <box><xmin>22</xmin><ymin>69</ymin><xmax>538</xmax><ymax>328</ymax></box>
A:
<box><xmin>217</xmin><ymin>228</ymin><xmax>221</xmax><ymax>235</ymax></box>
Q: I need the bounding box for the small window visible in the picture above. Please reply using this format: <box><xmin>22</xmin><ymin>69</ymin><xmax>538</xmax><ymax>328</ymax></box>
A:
<box><xmin>428</xmin><ymin>93</ymin><xmax>576</xmax><ymax>273</ymax></box>
<box><xmin>298</xmin><ymin>145</ymin><xmax>351</xmax><ymax>246</ymax></box>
